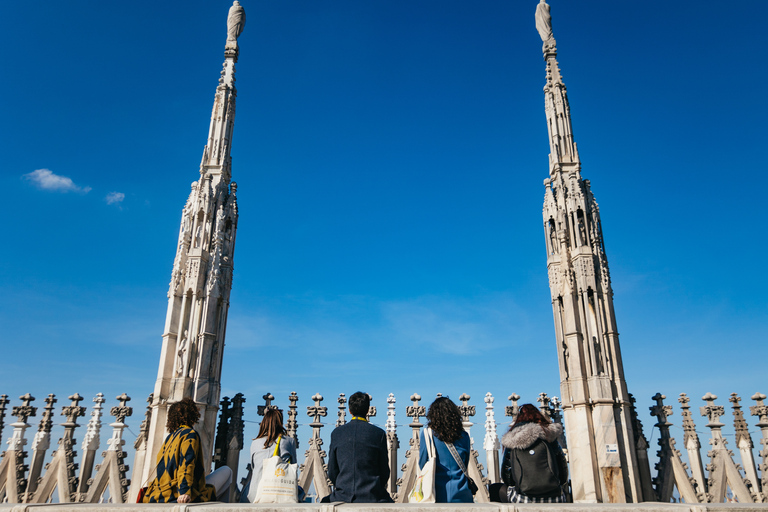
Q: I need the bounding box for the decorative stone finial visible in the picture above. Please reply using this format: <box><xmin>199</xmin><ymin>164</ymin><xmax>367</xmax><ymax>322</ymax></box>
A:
<box><xmin>337</xmin><ymin>393</ymin><xmax>347</xmax><ymax>427</ymax></box>
<box><xmin>0</xmin><ymin>394</ymin><xmax>9</xmax><ymax>444</ymax></box>
<box><xmin>700</xmin><ymin>392</ymin><xmax>725</xmax><ymax>428</ymax></box>
<box><xmin>286</xmin><ymin>392</ymin><xmax>299</xmax><ymax>444</ymax></box>
<box><xmin>31</xmin><ymin>394</ymin><xmax>57</xmax><ymax>453</ymax></box>
<box><xmin>40</xmin><ymin>394</ymin><xmax>58</xmax><ymax>432</ymax></box>
<box><xmin>307</xmin><ymin>393</ymin><xmax>327</xmax><ymax>428</ymax></box>
<box><xmin>13</xmin><ymin>393</ymin><xmax>37</xmax><ymax>424</ymax></box>
<box><xmin>750</xmin><ymin>392</ymin><xmax>768</xmax><ymax>427</ymax></box>
<box><xmin>483</xmin><ymin>392</ymin><xmax>500</xmax><ymax>452</ymax></box>
<box><xmin>62</xmin><ymin>393</ymin><xmax>86</xmax><ymax>427</ymax></box>
<box><xmin>650</xmin><ymin>393</ymin><xmax>673</xmax><ymax>427</ymax></box>
<box><xmin>730</xmin><ymin>393</ymin><xmax>752</xmax><ymax>447</ymax></box>
<box><xmin>538</xmin><ymin>392</ymin><xmax>553</xmax><ymax>419</ymax></box>
<box><xmin>110</xmin><ymin>393</ymin><xmax>132</xmax><ymax>424</ymax></box>
<box><xmin>366</xmin><ymin>394</ymin><xmax>377</xmax><ymax>422</ymax></box>
<box><xmin>257</xmin><ymin>392</ymin><xmax>275</xmax><ymax>416</ymax></box>
<box><xmin>459</xmin><ymin>393</ymin><xmax>475</xmax><ymax>419</ymax></box>
<box><xmin>386</xmin><ymin>394</ymin><xmax>397</xmax><ymax>433</ymax></box>
<box><xmin>83</xmin><ymin>393</ymin><xmax>106</xmax><ymax>452</ymax></box>
<box><xmin>406</xmin><ymin>393</ymin><xmax>426</xmax><ymax>427</ymax></box>
<box><xmin>535</xmin><ymin>0</ymin><xmax>554</xmax><ymax>43</ymax></box>
<box><xmin>678</xmin><ymin>393</ymin><xmax>699</xmax><ymax>446</ymax></box>
<box><xmin>228</xmin><ymin>393</ymin><xmax>246</xmax><ymax>451</ymax></box>
<box><xmin>550</xmin><ymin>396</ymin><xmax>562</xmax><ymax>421</ymax></box>
<box><xmin>505</xmin><ymin>393</ymin><xmax>520</xmax><ymax>420</ymax></box>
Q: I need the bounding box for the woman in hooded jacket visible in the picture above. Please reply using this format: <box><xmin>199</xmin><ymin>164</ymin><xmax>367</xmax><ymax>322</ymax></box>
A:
<box><xmin>489</xmin><ymin>403</ymin><xmax>568</xmax><ymax>503</ymax></box>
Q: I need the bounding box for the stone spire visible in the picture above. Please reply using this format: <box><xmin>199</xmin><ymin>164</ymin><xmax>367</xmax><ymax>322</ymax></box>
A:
<box><xmin>483</xmin><ymin>393</ymin><xmax>500</xmax><ymax>483</ymax></box>
<box><xmin>537</xmin><ymin>1</ymin><xmax>646</xmax><ymax>503</ymax></box>
<box><xmin>140</xmin><ymin>1</ymin><xmax>245</xmax><ymax>485</ymax></box>
<box><xmin>385</xmin><ymin>394</ymin><xmax>399</xmax><ymax>498</ymax></box>
<box><xmin>395</xmin><ymin>393</ymin><xmax>425</xmax><ymax>503</ymax></box>
<box><xmin>0</xmin><ymin>394</ymin><xmax>36</xmax><ymax>502</ymax></box>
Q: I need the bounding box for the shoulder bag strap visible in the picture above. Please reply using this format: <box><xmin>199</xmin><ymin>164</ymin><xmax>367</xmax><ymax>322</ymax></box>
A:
<box><xmin>424</xmin><ymin>427</ymin><xmax>436</xmax><ymax>459</ymax></box>
<box><xmin>445</xmin><ymin>440</ymin><xmax>470</xmax><ymax>479</ymax></box>
<box><xmin>273</xmin><ymin>435</ymin><xmax>281</xmax><ymax>457</ymax></box>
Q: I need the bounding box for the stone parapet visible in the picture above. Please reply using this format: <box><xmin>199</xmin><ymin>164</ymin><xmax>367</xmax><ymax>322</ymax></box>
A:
<box><xmin>1</xmin><ymin>503</ymin><xmax>767</xmax><ymax>512</ymax></box>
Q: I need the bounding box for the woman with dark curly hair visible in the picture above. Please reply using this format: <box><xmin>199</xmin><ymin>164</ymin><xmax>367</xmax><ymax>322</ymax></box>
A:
<box><xmin>490</xmin><ymin>403</ymin><xmax>568</xmax><ymax>503</ymax></box>
<box><xmin>141</xmin><ymin>397</ymin><xmax>232</xmax><ymax>503</ymax></box>
<box><xmin>418</xmin><ymin>396</ymin><xmax>473</xmax><ymax>502</ymax></box>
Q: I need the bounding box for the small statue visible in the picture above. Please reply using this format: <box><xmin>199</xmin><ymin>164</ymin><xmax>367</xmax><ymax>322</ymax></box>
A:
<box><xmin>176</xmin><ymin>331</ymin><xmax>188</xmax><ymax>377</ymax></box>
<box><xmin>549</xmin><ymin>220</ymin><xmax>558</xmax><ymax>254</ymax></box>
<box><xmin>215</xmin><ymin>205</ymin><xmax>226</xmax><ymax>234</ymax></box>
<box><xmin>535</xmin><ymin>0</ymin><xmax>554</xmax><ymax>43</ymax></box>
<box><xmin>226</xmin><ymin>1</ymin><xmax>246</xmax><ymax>46</ymax></box>
<box><xmin>578</xmin><ymin>215</ymin><xmax>587</xmax><ymax>246</ymax></box>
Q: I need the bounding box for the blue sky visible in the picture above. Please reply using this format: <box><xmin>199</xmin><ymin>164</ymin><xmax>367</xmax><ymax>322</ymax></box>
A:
<box><xmin>1</xmin><ymin>0</ymin><xmax>766</xmax><ymax>455</ymax></box>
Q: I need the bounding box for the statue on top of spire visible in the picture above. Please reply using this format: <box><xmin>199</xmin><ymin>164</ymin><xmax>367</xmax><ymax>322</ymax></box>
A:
<box><xmin>535</xmin><ymin>0</ymin><xmax>554</xmax><ymax>43</ymax></box>
<box><xmin>226</xmin><ymin>1</ymin><xmax>246</xmax><ymax>47</ymax></box>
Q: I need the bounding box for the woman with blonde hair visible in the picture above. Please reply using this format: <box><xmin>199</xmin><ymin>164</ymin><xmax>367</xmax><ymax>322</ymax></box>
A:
<box><xmin>242</xmin><ymin>407</ymin><xmax>297</xmax><ymax>502</ymax></box>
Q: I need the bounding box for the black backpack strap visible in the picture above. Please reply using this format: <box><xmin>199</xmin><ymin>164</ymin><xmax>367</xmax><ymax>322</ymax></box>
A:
<box><xmin>510</xmin><ymin>448</ymin><xmax>523</xmax><ymax>487</ymax></box>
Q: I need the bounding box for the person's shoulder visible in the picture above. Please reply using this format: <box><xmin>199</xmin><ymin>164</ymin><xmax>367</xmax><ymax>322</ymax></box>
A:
<box><xmin>331</xmin><ymin>421</ymin><xmax>352</xmax><ymax>438</ymax></box>
<box><xmin>361</xmin><ymin>420</ymin><xmax>385</xmax><ymax>433</ymax></box>
<box><xmin>365</xmin><ymin>422</ymin><xmax>388</xmax><ymax>443</ymax></box>
<box><xmin>178</xmin><ymin>426</ymin><xmax>199</xmax><ymax>439</ymax></box>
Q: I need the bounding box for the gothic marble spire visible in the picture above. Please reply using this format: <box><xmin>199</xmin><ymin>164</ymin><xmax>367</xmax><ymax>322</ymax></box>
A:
<box><xmin>139</xmin><ymin>1</ymin><xmax>245</xmax><ymax>485</ymax></box>
<box><xmin>537</xmin><ymin>0</ymin><xmax>648</xmax><ymax>503</ymax></box>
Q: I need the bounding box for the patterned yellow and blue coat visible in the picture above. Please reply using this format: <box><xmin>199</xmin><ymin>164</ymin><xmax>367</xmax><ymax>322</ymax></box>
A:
<box><xmin>142</xmin><ymin>425</ymin><xmax>216</xmax><ymax>503</ymax></box>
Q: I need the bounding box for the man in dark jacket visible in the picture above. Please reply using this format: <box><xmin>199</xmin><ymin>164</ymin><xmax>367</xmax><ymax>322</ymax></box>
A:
<box><xmin>324</xmin><ymin>392</ymin><xmax>393</xmax><ymax>503</ymax></box>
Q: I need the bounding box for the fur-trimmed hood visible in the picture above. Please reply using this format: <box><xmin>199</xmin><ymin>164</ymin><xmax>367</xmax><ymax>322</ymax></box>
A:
<box><xmin>501</xmin><ymin>422</ymin><xmax>563</xmax><ymax>450</ymax></box>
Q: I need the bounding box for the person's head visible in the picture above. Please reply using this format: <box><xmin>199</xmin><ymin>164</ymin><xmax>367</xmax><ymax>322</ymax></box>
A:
<box><xmin>511</xmin><ymin>403</ymin><xmax>550</xmax><ymax>430</ymax></box>
<box><xmin>166</xmin><ymin>397</ymin><xmax>201</xmax><ymax>433</ymax></box>
<box><xmin>348</xmin><ymin>391</ymin><xmax>370</xmax><ymax>418</ymax></box>
<box><xmin>426</xmin><ymin>396</ymin><xmax>464</xmax><ymax>443</ymax></box>
<box><xmin>255</xmin><ymin>407</ymin><xmax>287</xmax><ymax>445</ymax></box>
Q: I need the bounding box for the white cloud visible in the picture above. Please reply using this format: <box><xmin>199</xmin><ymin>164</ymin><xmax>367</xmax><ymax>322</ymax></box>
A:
<box><xmin>22</xmin><ymin>168</ymin><xmax>91</xmax><ymax>193</ymax></box>
<box><xmin>105</xmin><ymin>192</ymin><xmax>125</xmax><ymax>205</ymax></box>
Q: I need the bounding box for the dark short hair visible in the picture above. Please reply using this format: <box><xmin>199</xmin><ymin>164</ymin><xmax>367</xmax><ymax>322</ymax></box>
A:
<box><xmin>166</xmin><ymin>397</ymin><xmax>201</xmax><ymax>433</ymax></box>
<box><xmin>348</xmin><ymin>391</ymin><xmax>370</xmax><ymax>418</ymax></box>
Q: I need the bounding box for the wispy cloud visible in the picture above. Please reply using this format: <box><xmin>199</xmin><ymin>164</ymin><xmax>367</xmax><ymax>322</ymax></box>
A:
<box><xmin>22</xmin><ymin>168</ymin><xmax>91</xmax><ymax>193</ymax></box>
<box><xmin>105</xmin><ymin>191</ymin><xmax>125</xmax><ymax>205</ymax></box>
<box><xmin>382</xmin><ymin>294</ymin><xmax>529</xmax><ymax>355</ymax></box>
<box><xmin>227</xmin><ymin>292</ymin><xmax>534</xmax><ymax>356</ymax></box>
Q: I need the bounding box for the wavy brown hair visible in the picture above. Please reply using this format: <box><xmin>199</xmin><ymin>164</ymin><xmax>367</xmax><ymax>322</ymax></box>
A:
<box><xmin>166</xmin><ymin>397</ymin><xmax>201</xmax><ymax>433</ymax></box>
<box><xmin>426</xmin><ymin>396</ymin><xmax>464</xmax><ymax>443</ymax></box>
<box><xmin>256</xmin><ymin>408</ymin><xmax>287</xmax><ymax>446</ymax></box>
<box><xmin>510</xmin><ymin>403</ymin><xmax>550</xmax><ymax>432</ymax></box>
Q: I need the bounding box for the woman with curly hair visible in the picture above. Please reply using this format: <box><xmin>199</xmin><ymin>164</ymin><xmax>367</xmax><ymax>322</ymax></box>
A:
<box><xmin>490</xmin><ymin>403</ymin><xmax>568</xmax><ymax>503</ymax></box>
<box><xmin>418</xmin><ymin>396</ymin><xmax>473</xmax><ymax>502</ymax></box>
<box><xmin>141</xmin><ymin>397</ymin><xmax>232</xmax><ymax>503</ymax></box>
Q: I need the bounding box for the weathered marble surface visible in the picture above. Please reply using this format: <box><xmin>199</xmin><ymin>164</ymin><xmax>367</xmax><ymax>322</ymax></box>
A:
<box><xmin>1</xmin><ymin>503</ymin><xmax>767</xmax><ymax>511</ymax></box>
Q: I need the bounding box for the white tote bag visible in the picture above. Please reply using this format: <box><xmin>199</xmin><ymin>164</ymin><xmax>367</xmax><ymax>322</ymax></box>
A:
<box><xmin>254</xmin><ymin>436</ymin><xmax>299</xmax><ymax>503</ymax></box>
<box><xmin>407</xmin><ymin>427</ymin><xmax>437</xmax><ymax>503</ymax></box>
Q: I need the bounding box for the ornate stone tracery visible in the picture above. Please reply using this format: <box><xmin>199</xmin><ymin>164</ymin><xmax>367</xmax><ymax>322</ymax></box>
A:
<box><xmin>537</xmin><ymin>0</ymin><xmax>647</xmax><ymax>502</ymax></box>
<box><xmin>140</xmin><ymin>1</ymin><xmax>244</xmax><ymax>485</ymax></box>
